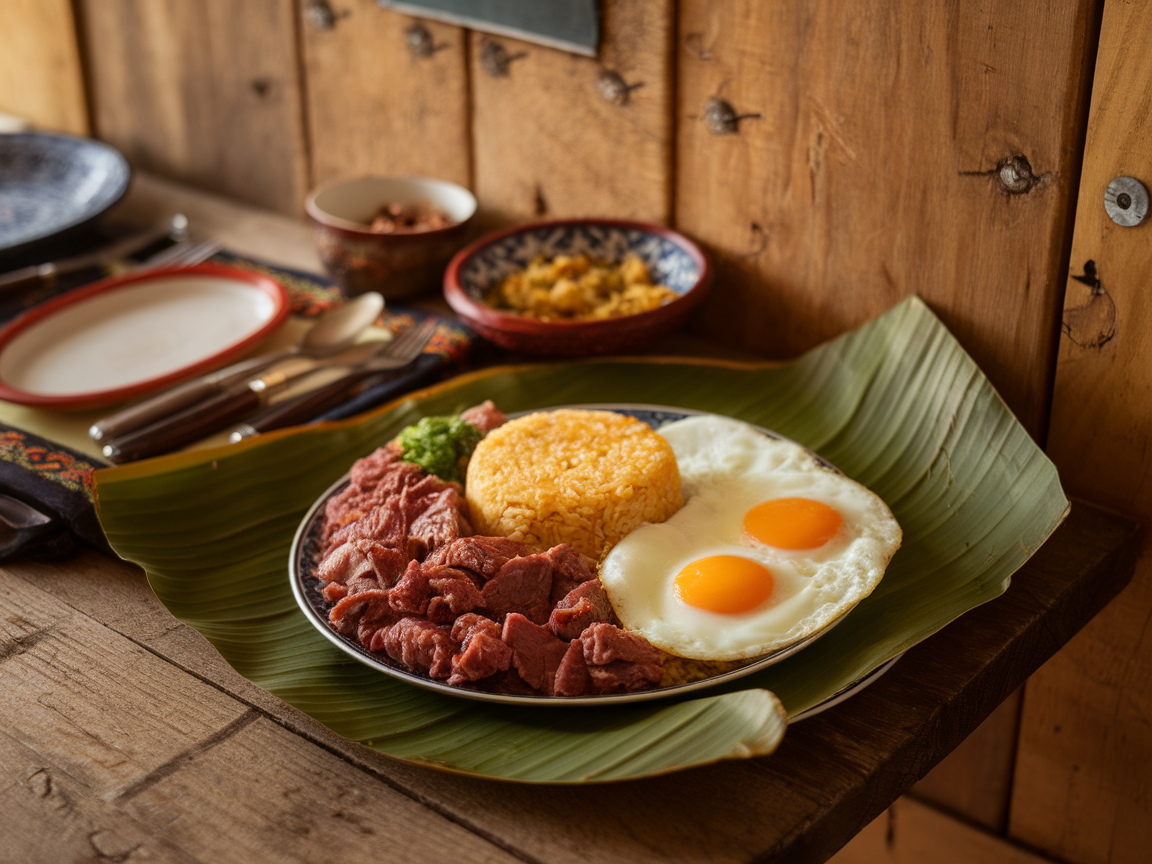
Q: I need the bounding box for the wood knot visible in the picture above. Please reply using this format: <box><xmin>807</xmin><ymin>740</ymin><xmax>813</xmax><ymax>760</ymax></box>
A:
<box><xmin>997</xmin><ymin>155</ymin><xmax>1036</xmax><ymax>194</ymax></box>
<box><xmin>480</xmin><ymin>38</ymin><xmax>527</xmax><ymax>77</ymax></box>
<box><xmin>704</xmin><ymin>98</ymin><xmax>760</xmax><ymax>135</ymax></box>
<box><xmin>1064</xmin><ymin>260</ymin><xmax>1116</xmax><ymax>350</ymax></box>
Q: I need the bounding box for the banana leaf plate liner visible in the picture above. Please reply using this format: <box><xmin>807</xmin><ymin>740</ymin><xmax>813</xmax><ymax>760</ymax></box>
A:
<box><xmin>94</xmin><ymin>297</ymin><xmax>1069</xmax><ymax>783</ymax></box>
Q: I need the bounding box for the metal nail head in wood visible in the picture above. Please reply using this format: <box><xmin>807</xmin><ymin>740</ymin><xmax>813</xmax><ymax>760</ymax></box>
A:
<box><xmin>406</xmin><ymin>23</ymin><xmax>447</xmax><ymax>59</ymax></box>
<box><xmin>597</xmin><ymin>70</ymin><xmax>644</xmax><ymax>106</ymax></box>
<box><xmin>305</xmin><ymin>0</ymin><xmax>337</xmax><ymax>31</ymax></box>
<box><xmin>1104</xmin><ymin>176</ymin><xmax>1149</xmax><ymax>227</ymax></box>
<box><xmin>481</xmin><ymin>39</ymin><xmax>527</xmax><ymax>77</ymax></box>
<box><xmin>704</xmin><ymin>98</ymin><xmax>761</xmax><ymax>135</ymax></box>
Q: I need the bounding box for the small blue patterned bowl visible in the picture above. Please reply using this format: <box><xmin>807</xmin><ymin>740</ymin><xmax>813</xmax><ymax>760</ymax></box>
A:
<box><xmin>443</xmin><ymin>219</ymin><xmax>711</xmax><ymax>356</ymax></box>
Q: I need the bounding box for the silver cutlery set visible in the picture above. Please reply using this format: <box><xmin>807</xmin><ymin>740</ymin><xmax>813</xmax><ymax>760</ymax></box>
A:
<box><xmin>0</xmin><ymin>215</ymin><xmax>437</xmax><ymax>463</ymax></box>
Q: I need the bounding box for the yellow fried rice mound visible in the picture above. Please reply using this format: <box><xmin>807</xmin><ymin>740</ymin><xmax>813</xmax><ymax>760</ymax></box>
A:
<box><xmin>465</xmin><ymin>409</ymin><xmax>684</xmax><ymax>561</ymax></box>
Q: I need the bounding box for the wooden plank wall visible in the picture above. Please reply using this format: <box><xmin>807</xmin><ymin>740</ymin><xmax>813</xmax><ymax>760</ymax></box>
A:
<box><xmin>1011</xmin><ymin>1</ymin><xmax>1152</xmax><ymax>862</ymax></box>
<box><xmin>8</xmin><ymin>1</ymin><xmax>1148</xmax><ymax>861</ymax></box>
<box><xmin>74</xmin><ymin>0</ymin><xmax>309</xmax><ymax>215</ymax></box>
<box><xmin>0</xmin><ymin>0</ymin><xmax>88</xmax><ymax>135</ymax></box>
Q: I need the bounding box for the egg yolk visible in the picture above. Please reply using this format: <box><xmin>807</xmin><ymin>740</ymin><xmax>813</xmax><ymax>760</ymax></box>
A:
<box><xmin>674</xmin><ymin>555</ymin><xmax>775</xmax><ymax>614</ymax></box>
<box><xmin>743</xmin><ymin>497</ymin><xmax>843</xmax><ymax>550</ymax></box>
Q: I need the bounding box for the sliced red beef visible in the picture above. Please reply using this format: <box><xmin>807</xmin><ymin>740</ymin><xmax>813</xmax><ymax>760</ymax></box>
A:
<box><xmin>320</xmin><ymin>581</ymin><xmax>348</xmax><ymax>602</ymax></box>
<box><xmin>553</xmin><ymin>640</ymin><xmax>593</xmax><ymax>697</ymax></box>
<box><xmin>545</xmin><ymin>544</ymin><xmax>598</xmax><ymax>604</ymax></box>
<box><xmin>389</xmin><ymin>560</ymin><xmax>430</xmax><ymax>616</ymax></box>
<box><xmin>459</xmin><ymin>400</ymin><xmax>506</xmax><ymax>433</ymax></box>
<box><xmin>423</xmin><ymin>536</ymin><xmax>531</xmax><ymax>583</ymax></box>
<box><xmin>450</xmin><ymin>612</ymin><xmax>497</xmax><ymax>644</ymax></box>
<box><xmin>586</xmin><ymin>659</ymin><xmax>663</xmax><ymax>693</ymax></box>
<box><xmin>322</xmin><ymin>448</ymin><xmax>464</xmax><ymax>558</ymax></box>
<box><xmin>548</xmin><ymin>579</ymin><xmax>615</xmax><ymax>640</ymax></box>
<box><xmin>579</xmin><ymin>623</ymin><xmax>664</xmax><ymax>693</ymax></box>
<box><xmin>365</xmin><ymin>543</ymin><xmax>407</xmax><ymax>587</ymax></box>
<box><xmin>426</xmin><ymin>569</ymin><xmax>485</xmax><ymax>623</ymax></box>
<box><xmin>328</xmin><ymin>588</ymin><xmax>392</xmax><ymax>625</ymax></box>
<box><xmin>348</xmin><ymin>444</ymin><xmax>403</xmax><ymax>489</ymax></box>
<box><xmin>356</xmin><ymin>599</ymin><xmax>402</xmax><ymax>648</ymax></box>
<box><xmin>327</xmin><ymin>588</ymin><xmax>396</xmax><ymax>637</ymax></box>
<box><xmin>343</xmin><ymin>573</ymin><xmax>383</xmax><ymax>597</ymax></box>
<box><xmin>373</xmin><ymin>617</ymin><xmax>456</xmax><ymax>679</ymax></box>
<box><xmin>447</xmin><ymin>614</ymin><xmax>511</xmax><ymax>685</ymax></box>
<box><xmin>319</xmin><ymin>539</ymin><xmax>409</xmax><ymax>591</ymax></box>
<box><xmin>580</xmin><ymin>623</ymin><xmax>663</xmax><ymax>666</ymax></box>
<box><xmin>501</xmin><ymin>613</ymin><xmax>570</xmax><ymax>695</ymax></box>
<box><xmin>482</xmin><ymin>553</ymin><xmax>554</xmax><ymax>625</ymax></box>
<box><xmin>409</xmin><ymin>487</ymin><xmax>472</xmax><ymax>555</ymax></box>
<box><xmin>316</xmin><ymin>540</ymin><xmax>375</xmax><ymax>586</ymax></box>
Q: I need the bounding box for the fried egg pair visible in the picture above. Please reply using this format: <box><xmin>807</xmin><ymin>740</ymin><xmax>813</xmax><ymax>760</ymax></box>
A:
<box><xmin>598</xmin><ymin>415</ymin><xmax>902</xmax><ymax>661</ymax></box>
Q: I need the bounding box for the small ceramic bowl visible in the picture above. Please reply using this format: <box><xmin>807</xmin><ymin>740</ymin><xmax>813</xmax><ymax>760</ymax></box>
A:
<box><xmin>443</xmin><ymin>219</ymin><xmax>711</xmax><ymax>356</ymax></box>
<box><xmin>306</xmin><ymin>176</ymin><xmax>477</xmax><ymax>299</ymax></box>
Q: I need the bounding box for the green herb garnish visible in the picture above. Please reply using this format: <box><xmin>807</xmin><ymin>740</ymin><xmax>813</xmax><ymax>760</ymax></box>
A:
<box><xmin>397</xmin><ymin>415</ymin><xmax>484</xmax><ymax>483</ymax></box>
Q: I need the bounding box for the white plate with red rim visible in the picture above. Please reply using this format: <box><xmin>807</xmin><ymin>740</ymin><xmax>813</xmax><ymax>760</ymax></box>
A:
<box><xmin>290</xmin><ymin>404</ymin><xmax>900</xmax><ymax>710</ymax></box>
<box><xmin>0</xmin><ymin>263</ymin><xmax>290</xmax><ymax>410</ymax></box>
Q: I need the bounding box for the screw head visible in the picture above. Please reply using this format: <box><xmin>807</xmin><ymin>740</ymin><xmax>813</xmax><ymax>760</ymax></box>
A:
<box><xmin>1104</xmin><ymin>176</ymin><xmax>1149</xmax><ymax>226</ymax></box>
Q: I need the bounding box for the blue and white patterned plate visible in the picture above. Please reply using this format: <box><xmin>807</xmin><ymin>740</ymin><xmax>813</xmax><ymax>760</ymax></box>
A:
<box><xmin>454</xmin><ymin>221</ymin><xmax>702</xmax><ymax>301</ymax></box>
<box><xmin>443</xmin><ymin>220</ymin><xmax>712</xmax><ymax>356</ymax></box>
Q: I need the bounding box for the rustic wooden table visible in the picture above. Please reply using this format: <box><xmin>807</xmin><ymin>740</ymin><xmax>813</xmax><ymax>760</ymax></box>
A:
<box><xmin>0</xmin><ymin>176</ymin><xmax>1139</xmax><ymax>864</ymax></box>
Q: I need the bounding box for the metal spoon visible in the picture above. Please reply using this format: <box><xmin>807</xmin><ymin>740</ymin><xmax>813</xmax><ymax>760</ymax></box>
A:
<box><xmin>89</xmin><ymin>291</ymin><xmax>385</xmax><ymax>441</ymax></box>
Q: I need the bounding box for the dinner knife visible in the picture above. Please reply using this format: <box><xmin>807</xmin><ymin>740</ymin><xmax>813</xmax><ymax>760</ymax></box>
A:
<box><xmin>229</xmin><ymin>355</ymin><xmax>439</xmax><ymax>441</ymax></box>
<box><xmin>0</xmin><ymin>214</ymin><xmax>188</xmax><ymax>295</ymax></box>
<box><xmin>99</xmin><ymin>341</ymin><xmax>393</xmax><ymax>463</ymax></box>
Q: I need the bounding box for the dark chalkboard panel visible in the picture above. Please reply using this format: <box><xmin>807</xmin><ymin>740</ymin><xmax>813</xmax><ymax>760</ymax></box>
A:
<box><xmin>378</xmin><ymin>0</ymin><xmax>598</xmax><ymax>55</ymax></box>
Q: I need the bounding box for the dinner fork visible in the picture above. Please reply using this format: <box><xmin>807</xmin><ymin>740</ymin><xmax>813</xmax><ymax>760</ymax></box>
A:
<box><xmin>102</xmin><ymin>318</ymin><xmax>439</xmax><ymax>463</ymax></box>
<box><xmin>134</xmin><ymin>236</ymin><xmax>222</xmax><ymax>270</ymax></box>
<box><xmin>229</xmin><ymin>317</ymin><xmax>439</xmax><ymax>440</ymax></box>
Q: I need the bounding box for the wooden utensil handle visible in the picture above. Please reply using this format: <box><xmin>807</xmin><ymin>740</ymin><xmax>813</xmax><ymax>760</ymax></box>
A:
<box><xmin>90</xmin><ymin>350</ymin><xmax>297</xmax><ymax>441</ymax></box>
<box><xmin>243</xmin><ymin>369</ymin><xmax>374</xmax><ymax>435</ymax></box>
<box><xmin>0</xmin><ymin>263</ymin><xmax>55</xmax><ymax>294</ymax></box>
<box><xmin>91</xmin><ymin>377</ymin><xmax>220</xmax><ymax>441</ymax></box>
<box><xmin>103</xmin><ymin>386</ymin><xmax>262</xmax><ymax>463</ymax></box>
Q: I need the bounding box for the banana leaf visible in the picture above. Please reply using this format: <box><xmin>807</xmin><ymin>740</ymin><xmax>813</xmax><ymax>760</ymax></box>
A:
<box><xmin>94</xmin><ymin>297</ymin><xmax>1068</xmax><ymax>782</ymax></box>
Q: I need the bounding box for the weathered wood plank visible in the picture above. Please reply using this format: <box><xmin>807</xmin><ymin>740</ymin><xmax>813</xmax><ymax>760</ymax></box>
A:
<box><xmin>75</xmin><ymin>0</ymin><xmax>309</xmax><ymax>214</ymax></box>
<box><xmin>299</xmin><ymin>0</ymin><xmax>471</xmax><ymax>189</ymax></box>
<box><xmin>7</xmin><ymin>501</ymin><xmax>1134</xmax><ymax>864</ymax></box>
<box><xmin>1012</xmin><ymin>2</ymin><xmax>1152</xmax><ymax>861</ymax></box>
<box><xmin>0</xmin><ymin>0</ymin><xmax>88</xmax><ymax>135</ymax></box>
<box><xmin>829</xmin><ymin>797</ymin><xmax>1048</xmax><ymax>864</ymax></box>
<box><xmin>0</xmin><ymin>731</ymin><xmax>198</xmax><ymax>864</ymax></box>
<box><xmin>912</xmin><ymin>687</ymin><xmax>1022</xmax><ymax>831</ymax></box>
<box><xmin>469</xmin><ymin>1</ymin><xmax>674</xmax><ymax>225</ymax></box>
<box><xmin>0</xmin><ymin>568</ymin><xmax>520</xmax><ymax>863</ymax></box>
<box><xmin>0</xmin><ymin>574</ymin><xmax>250</xmax><ymax>798</ymax></box>
<box><xmin>674</xmin><ymin>0</ymin><xmax>1099</xmax><ymax>441</ymax></box>
<box><xmin>117</xmin><ymin>718</ymin><xmax>519</xmax><ymax>864</ymax></box>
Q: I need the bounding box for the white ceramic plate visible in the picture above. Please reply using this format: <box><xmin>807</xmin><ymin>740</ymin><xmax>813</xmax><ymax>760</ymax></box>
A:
<box><xmin>291</xmin><ymin>405</ymin><xmax>896</xmax><ymax>709</ymax></box>
<box><xmin>0</xmin><ymin>263</ymin><xmax>290</xmax><ymax>409</ymax></box>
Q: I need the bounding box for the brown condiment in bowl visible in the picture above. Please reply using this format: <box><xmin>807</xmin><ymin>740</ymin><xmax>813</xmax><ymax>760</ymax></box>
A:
<box><xmin>367</xmin><ymin>203</ymin><xmax>454</xmax><ymax>234</ymax></box>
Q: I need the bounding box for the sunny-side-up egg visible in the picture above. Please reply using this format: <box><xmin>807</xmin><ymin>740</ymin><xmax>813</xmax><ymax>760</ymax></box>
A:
<box><xmin>598</xmin><ymin>415</ymin><xmax>902</xmax><ymax>661</ymax></box>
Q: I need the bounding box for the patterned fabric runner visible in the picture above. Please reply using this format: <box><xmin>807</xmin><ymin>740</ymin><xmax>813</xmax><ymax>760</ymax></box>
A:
<box><xmin>0</xmin><ymin>249</ymin><xmax>477</xmax><ymax>558</ymax></box>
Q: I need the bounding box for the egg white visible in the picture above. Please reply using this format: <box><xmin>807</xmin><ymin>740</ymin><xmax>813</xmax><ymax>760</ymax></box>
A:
<box><xmin>598</xmin><ymin>415</ymin><xmax>902</xmax><ymax>661</ymax></box>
